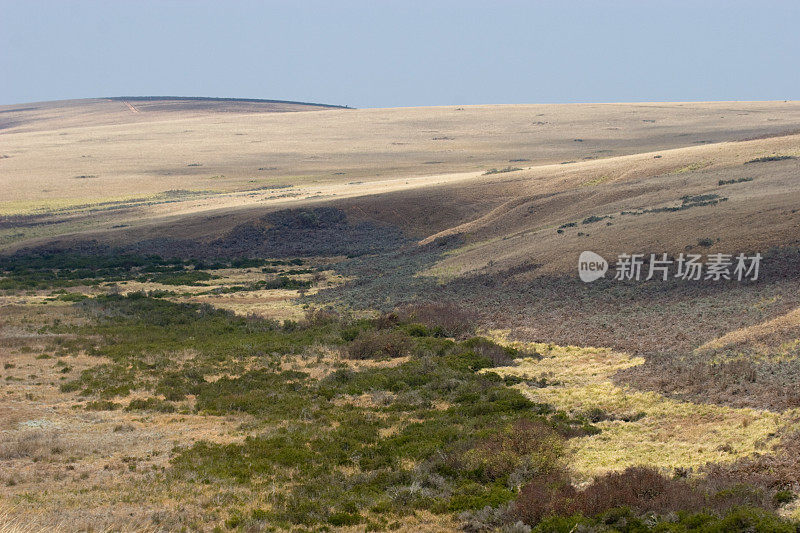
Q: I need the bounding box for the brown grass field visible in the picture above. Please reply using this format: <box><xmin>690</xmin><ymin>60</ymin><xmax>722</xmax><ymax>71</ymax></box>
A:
<box><xmin>1</xmin><ymin>97</ymin><xmax>800</xmax><ymax>531</ymax></box>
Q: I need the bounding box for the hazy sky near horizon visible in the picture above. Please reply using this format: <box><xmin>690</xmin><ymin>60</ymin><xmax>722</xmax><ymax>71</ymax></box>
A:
<box><xmin>2</xmin><ymin>0</ymin><xmax>798</xmax><ymax>108</ymax></box>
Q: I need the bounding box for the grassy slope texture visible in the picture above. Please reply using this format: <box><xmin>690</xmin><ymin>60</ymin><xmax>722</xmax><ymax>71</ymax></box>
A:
<box><xmin>1</xmin><ymin>98</ymin><xmax>800</xmax><ymax>532</ymax></box>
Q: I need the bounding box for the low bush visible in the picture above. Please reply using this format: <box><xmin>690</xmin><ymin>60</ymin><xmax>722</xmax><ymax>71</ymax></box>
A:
<box><xmin>513</xmin><ymin>470</ymin><xmax>577</xmax><ymax>525</ymax></box>
<box><xmin>304</xmin><ymin>307</ymin><xmax>341</xmax><ymax>326</ymax></box>
<box><xmin>345</xmin><ymin>330</ymin><xmax>411</xmax><ymax>359</ymax></box>
<box><xmin>145</xmin><ymin>270</ymin><xmax>214</xmax><ymax>286</ymax></box>
<box><xmin>459</xmin><ymin>419</ymin><xmax>564</xmax><ymax>484</ymax></box>
<box><xmin>460</xmin><ymin>337</ymin><xmax>520</xmax><ymax>367</ymax></box>
<box><xmin>168</xmin><ymin>320</ymin><xmax>594</xmax><ymax>526</ymax></box>
<box><xmin>125</xmin><ymin>397</ymin><xmax>176</xmax><ymax>413</ymax></box>
<box><xmin>745</xmin><ymin>155</ymin><xmax>795</xmax><ymax>164</ymax></box>
<box><xmin>582</xmin><ymin>215</ymin><xmax>612</xmax><ymax>225</ymax></box>
<box><xmin>397</xmin><ymin>302</ymin><xmax>477</xmax><ymax>338</ymax></box>
<box><xmin>719</xmin><ymin>177</ymin><xmax>754</xmax><ymax>185</ymax></box>
<box><xmin>84</xmin><ymin>399</ymin><xmax>119</xmax><ymax>411</ymax></box>
<box><xmin>573</xmin><ymin>466</ymin><xmax>701</xmax><ymax>516</ymax></box>
<box><xmin>262</xmin><ymin>275</ymin><xmax>311</xmax><ymax>290</ymax></box>
<box><xmin>529</xmin><ymin>506</ymin><xmax>795</xmax><ymax>532</ymax></box>
<box><xmin>484</xmin><ymin>167</ymin><xmax>522</xmax><ymax>175</ymax></box>
<box><xmin>512</xmin><ymin>466</ymin><xmax>790</xmax><ymax>529</ymax></box>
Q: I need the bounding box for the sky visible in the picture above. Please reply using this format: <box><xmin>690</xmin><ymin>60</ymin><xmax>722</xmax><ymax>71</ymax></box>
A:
<box><xmin>1</xmin><ymin>0</ymin><xmax>798</xmax><ymax>108</ymax></box>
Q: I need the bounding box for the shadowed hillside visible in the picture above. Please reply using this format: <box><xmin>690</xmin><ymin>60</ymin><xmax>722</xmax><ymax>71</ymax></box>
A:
<box><xmin>0</xmin><ymin>96</ymin><xmax>347</xmax><ymax>133</ymax></box>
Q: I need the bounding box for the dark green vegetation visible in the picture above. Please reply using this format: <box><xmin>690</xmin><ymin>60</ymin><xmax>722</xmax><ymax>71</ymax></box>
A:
<box><xmin>559</xmin><ymin>193</ymin><xmax>728</xmax><ymax>232</ymax></box>
<box><xmin>0</xmin><ymin>249</ymin><xmax>308</xmax><ymax>291</ymax></box>
<box><xmin>5</xmin><ymin>243</ymin><xmax>800</xmax><ymax>531</ymax></box>
<box><xmin>52</xmin><ymin>293</ymin><xmax>596</xmax><ymax>527</ymax></box>
<box><xmin>205</xmin><ymin>275</ymin><xmax>311</xmax><ymax>294</ymax></box>
<box><xmin>621</xmin><ymin>194</ymin><xmax>728</xmax><ymax>216</ymax></box>
<box><xmin>0</xmin><ymin>250</ymin><xmax>183</xmax><ymax>289</ymax></box>
<box><xmin>582</xmin><ymin>214</ymin><xmax>613</xmax><ymax>225</ymax></box>
<box><xmin>146</xmin><ymin>269</ymin><xmax>216</xmax><ymax>286</ymax></box>
<box><xmin>483</xmin><ymin>167</ymin><xmax>523</xmax><ymax>175</ymax></box>
<box><xmin>745</xmin><ymin>155</ymin><xmax>795</xmax><ymax>164</ymax></box>
<box><xmin>34</xmin><ymin>282</ymin><xmax>795</xmax><ymax>530</ymax></box>
<box><xmin>719</xmin><ymin>177</ymin><xmax>754</xmax><ymax>186</ymax></box>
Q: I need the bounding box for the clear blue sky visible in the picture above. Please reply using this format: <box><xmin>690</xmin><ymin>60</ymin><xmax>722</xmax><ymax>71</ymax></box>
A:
<box><xmin>2</xmin><ymin>0</ymin><xmax>798</xmax><ymax>108</ymax></box>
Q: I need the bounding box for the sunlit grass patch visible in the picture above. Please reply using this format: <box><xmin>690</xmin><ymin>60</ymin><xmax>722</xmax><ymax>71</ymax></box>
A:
<box><xmin>582</xmin><ymin>174</ymin><xmax>612</xmax><ymax>186</ymax></box>
<box><xmin>0</xmin><ymin>190</ymin><xmax>211</xmax><ymax>217</ymax></box>
<box><xmin>492</xmin><ymin>342</ymin><xmax>784</xmax><ymax>481</ymax></box>
<box><xmin>671</xmin><ymin>160</ymin><xmax>713</xmax><ymax>174</ymax></box>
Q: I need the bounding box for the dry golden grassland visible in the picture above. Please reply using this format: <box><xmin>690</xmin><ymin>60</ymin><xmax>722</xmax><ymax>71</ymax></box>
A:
<box><xmin>2</xmin><ymin>99</ymin><xmax>800</xmax><ymax>252</ymax></box>
<box><xmin>489</xmin><ymin>338</ymin><xmax>794</xmax><ymax>482</ymax></box>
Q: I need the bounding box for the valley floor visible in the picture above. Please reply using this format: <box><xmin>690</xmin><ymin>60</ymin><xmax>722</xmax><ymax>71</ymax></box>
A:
<box><xmin>1</xmin><ymin>253</ymin><xmax>800</xmax><ymax>532</ymax></box>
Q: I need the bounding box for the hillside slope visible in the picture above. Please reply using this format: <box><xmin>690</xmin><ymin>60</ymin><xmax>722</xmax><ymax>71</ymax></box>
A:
<box><xmin>2</xmin><ymin>100</ymin><xmax>799</xmax><ymax>251</ymax></box>
<box><xmin>0</xmin><ymin>96</ymin><xmax>346</xmax><ymax>133</ymax></box>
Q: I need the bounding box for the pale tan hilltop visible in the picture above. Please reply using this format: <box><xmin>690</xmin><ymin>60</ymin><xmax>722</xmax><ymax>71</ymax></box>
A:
<box><xmin>0</xmin><ymin>96</ymin><xmax>346</xmax><ymax>133</ymax></box>
<box><xmin>1</xmin><ymin>99</ymin><xmax>800</xmax><ymax>251</ymax></box>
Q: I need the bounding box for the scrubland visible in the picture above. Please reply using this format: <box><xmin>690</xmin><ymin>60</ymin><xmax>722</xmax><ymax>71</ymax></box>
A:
<box><xmin>1</xmin><ymin>98</ymin><xmax>800</xmax><ymax>531</ymax></box>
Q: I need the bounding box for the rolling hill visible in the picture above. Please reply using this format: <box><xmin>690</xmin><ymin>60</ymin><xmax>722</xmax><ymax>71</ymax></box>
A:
<box><xmin>1</xmin><ymin>97</ymin><xmax>800</xmax><ymax>531</ymax></box>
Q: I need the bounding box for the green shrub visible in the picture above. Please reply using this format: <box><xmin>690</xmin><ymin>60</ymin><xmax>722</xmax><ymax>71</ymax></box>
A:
<box><xmin>719</xmin><ymin>177</ymin><xmax>754</xmax><ymax>185</ymax></box>
<box><xmin>582</xmin><ymin>215</ymin><xmax>611</xmax><ymax>225</ymax></box>
<box><xmin>194</xmin><ymin>370</ymin><xmax>313</xmax><ymax>419</ymax></box>
<box><xmin>448</xmin><ymin>482</ymin><xmax>515</xmax><ymax>512</ymax></box>
<box><xmin>125</xmin><ymin>397</ymin><xmax>176</xmax><ymax>413</ymax></box>
<box><xmin>483</xmin><ymin>167</ymin><xmax>522</xmax><ymax>175</ymax></box>
<box><xmin>57</xmin><ymin>292</ymin><xmax>88</xmax><ymax>302</ymax></box>
<box><xmin>84</xmin><ymin>400</ymin><xmax>119</xmax><ymax>411</ymax></box>
<box><xmin>146</xmin><ymin>270</ymin><xmax>214</xmax><ymax>286</ymax></box>
<box><xmin>459</xmin><ymin>337</ymin><xmax>519</xmax><ymax>367</ymax></box>
<box><xmin>262</xmin><ymin>276</ymin><xmax>312</xmax><ymax>290</ymax></box>
<box><xmin>773</xmin><ymin>489</ymin><xmax>795</xmax><ymax>505</ymax></box>
<box><xmin>58</xmin><ymin>293</ymin><xmax>600</xmax><ymax>527</ymax></box>
<box><xmin>345</xmin><ymin>330</ymin><xmax>411</xmax><ymax>360</ymax></box>
<box><xmin>745</xmin><ymin>155</ymin><xmax>795</xmax><ymax>164</ymax></box>
<box><xmin>459</xmin><ymin>419</ymin><xmax>564</xmax><ymax>483</ymax></box>
<box><xmin>400</xmin><ymin>322</ymin><xmax>430</xmax><ymax>337</ymax></box>
<box><xmin>328</xmin><ymin>511</ymin><xmax>363</xmax><ymax>526</ymax></box>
